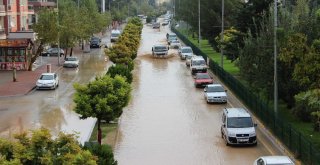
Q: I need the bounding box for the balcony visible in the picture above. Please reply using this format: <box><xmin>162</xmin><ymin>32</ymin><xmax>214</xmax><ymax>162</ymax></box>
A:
<box><xmin>0</xmin><ymin>5</ymin><xmax>5</xmax><ymax>16</ymax></box>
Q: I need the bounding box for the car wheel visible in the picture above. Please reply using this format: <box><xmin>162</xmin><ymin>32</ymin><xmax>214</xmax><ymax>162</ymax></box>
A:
<box><xmin>252</xmin><ymin>141</ymin><xmax>258</xmax><ymax>146</ymax></box>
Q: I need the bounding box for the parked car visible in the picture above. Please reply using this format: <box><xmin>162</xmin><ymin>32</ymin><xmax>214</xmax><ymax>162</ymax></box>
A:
<box><xmin>253</xmin><ymin>156</ymin><xmax>295</xmax><ymax>165</ymax></box>
<box><xmin>90</xmin><ymin>37</ymin><xmax>101</xmax><ymax>48</ymax></box>
<box><xmin>42</xmin><ymin>48</ymin><xmax>65</xmax><ymax>56</ymax></box>
<box><xmin>179</xmin><ymin>46</ymin><xmax>193</xmax><ymax>60</ymax></box>
<box><xmin>63</xmin><ymin>57</ymin><xmax>79</xmax><ymax>68</ymax></box>
<box><xmin>194</xmin><ymin>73</ymin><xmax>213</xmax><ymax>87</ymax></box>
<box><xmin>221</xmin><ymin>108</ymin><xmax>257</xmax><ymax>146</ymax></box>
<box><xmin>190</xmin><ymin>56</ymin><xmax>207</xmax><ymax>75</ymax></box>
<box><xmin>204</xmin><ymin>84</ymin><xmax>227</xmax><ymax>103</ymax></box>
<box><xmin>110</xmin><ymin>30</ymin><xmax>121</xmax><ymax>42</ymax></box>
<box><xmin>36</xmin><ymin>73</ymin><xmax>59</xmax><ymax>90</ymax></box>
<box><xmin>152</xmin><ymin>22</ymin><xmax>160</xmax><ymax>29</ymax></box>
<box><xmin>152</xmin><ymin>44</ymin><xmax>169</xmax><ymax>56</ymax></box>
<box><xmin>170</xmin><ymin>40</ymin><xmax>181</xmax><ymax>49</ymax></box>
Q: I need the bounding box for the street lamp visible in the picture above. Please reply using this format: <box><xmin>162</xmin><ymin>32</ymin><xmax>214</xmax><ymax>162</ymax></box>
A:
<box><xmin>220</xmin><ymin>0</ymin><xmax>224</xmax><ymax>68</ymax></box>
<box><xmin>57</xmin><ymin>0</ymin><xmax>60</xmax><ymax>66</ymax></box>
<box><xmin>198</xmin><ymin>0</ymin><xmax>200</xmax><ymax>47</ymax></box>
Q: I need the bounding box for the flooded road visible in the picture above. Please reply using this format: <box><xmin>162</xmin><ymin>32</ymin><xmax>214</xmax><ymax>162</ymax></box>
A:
<box><xmin>114</xmin><ymin>22</ymin><xmax>281</xmax><ymax>164</ymax></box>
<box><xmin>0</xmin><ymin>41</ymin><xmax>111</xmax><ymax>144</ymax></box>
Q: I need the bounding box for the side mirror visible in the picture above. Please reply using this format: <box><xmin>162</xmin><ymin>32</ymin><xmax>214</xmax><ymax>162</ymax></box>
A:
<box><xmin>204</xmin><ymin>89</ymin><xmax>207</xmax><ymax>92</ymax></box>
<box><xmin>168</xmin><ymin>47</ymin><xmax>170</xmax><ymax>50</ymax></box>
<box><xmin>254</xmin><ymin>123</ymin><xmax>258</xmax><ymax>127</ymax></box>
<box><xmin>225</xmin><ymin>90</ymin><xmax>227</xmax><ymax>92</ymax></box>
<box><xmin>223</xmin><ymin>124</ymin><xmax>226</xmax><ymax>128</ymax></box>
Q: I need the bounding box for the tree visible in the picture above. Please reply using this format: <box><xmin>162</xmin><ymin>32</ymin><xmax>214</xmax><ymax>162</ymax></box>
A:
<box><xmin>84</xmin><ymin>143</ymin><xmax>117</xmax><ymax>165</ymax></box>
<box><xmin>107</xmin><ymin>64</ymin><xmax>133</xmax><ymax>83</ymax></box>
<box><xmin>73</xmin><ymin>75</ymin><xmax>131</xmax><ymax>144</ymax></box>
<box><xmin>0</xmin><ymin>128</ymin><xmax>97</xmax><ymax>164</ymax></box>
<box><xmin>30</xmin><ymin>9</ymin><xmax>59</xmax><ymax>71</ymax></box>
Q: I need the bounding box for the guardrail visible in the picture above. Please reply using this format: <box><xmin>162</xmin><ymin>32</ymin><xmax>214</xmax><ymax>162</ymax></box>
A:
<box><xmin>171</xmin><ymin>26</ymin><xmax>320</xmax><ymax>165</ymax></box>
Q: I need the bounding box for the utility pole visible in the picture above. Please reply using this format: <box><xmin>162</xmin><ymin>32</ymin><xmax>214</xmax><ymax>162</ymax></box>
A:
<box><xmin>101</xmin><ymin>0</ymin><xmax>105</xmax><ymax>13</ymax></box>
<box><xmin>57</xmin><ymin>0</ymin><xmax>60</xmax><ymax>66</ymax></box>
<box><xmin>198</xmin><ymin>0</ymin><xmax>200</xmax><ymax>47</ymax></box>
<box><xmin>274</xmin><ymin>0</ymin><xmax>278</xmax><ymax>115</ymax></box>
<box><xmin>220</xmin><ymin>0</ymin><xmax>224</xmax><ymax>68</ymax></box>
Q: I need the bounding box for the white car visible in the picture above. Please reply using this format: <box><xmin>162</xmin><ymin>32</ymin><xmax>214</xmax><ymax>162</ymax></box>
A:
<box><xmin>170</xmin><ymin>40</ymin><xmax>181</xmax><ymax>49</ymax></box>
<box><xmin>63</xmin><ymin>57</ymin><xmax>79</xmax><ymax>68</ymax></box>
<box><xmin>253</xmin><ymin>156</ymin><xmax>295</xmax><ymax>165</ymax></box>
<box><xmin>36</xmin><ymin>73</ymin><xmax>59</xmax><ymax>90</ymax></box>
<box><xmin>204</xmin><ymin>84</ymin><xmax>227</xmax><ymax>103</ymax></box>
<box><xmin>179</xmin><ymin>46</ymin><xmax>193</xmax><ymax>60</ymax></box>
<box><xmin>186</xmin><ymin>55</ymin><xmax>197</xmax><ymax>67</ymax></box>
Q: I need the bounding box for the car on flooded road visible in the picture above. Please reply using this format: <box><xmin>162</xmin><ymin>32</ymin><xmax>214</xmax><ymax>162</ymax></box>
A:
<box><xmin>194</xmin><ymin>73</ymin><xmax>213</xmax><ymax>88</ymax></box>
<box><xmin>203</xmin><ymin>84</ymin><xmax>227</xmax><ymax>103</ymax></box>
<box><xmin>152</xmin><ymin>44</ymin><xmax>169</xmax><ymax>56</ymax></box>
<box><xmin>179</xmin><ymin>46</ymin><xmax>193</xmax><ymax>60</ymax></box>
<box><xmin>253</xmin><ymin>156</ymin><xmax>295</xmax><ymax>165</ymax></box>
<box><xmin>63</xmin><ymin>57</ymin><xmax>79</xmax><ymax>68</ymax></box>
<box><xmin>36</xmin><ymin>73</ymin><xmax>59</xmax><ymax>90</ymax></box>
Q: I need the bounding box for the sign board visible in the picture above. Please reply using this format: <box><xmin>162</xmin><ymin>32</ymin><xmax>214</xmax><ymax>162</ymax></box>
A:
<box><xmin>0</xmin><ymin>39</ymin><xmax>30</xmax><ymax>47</ymax></box>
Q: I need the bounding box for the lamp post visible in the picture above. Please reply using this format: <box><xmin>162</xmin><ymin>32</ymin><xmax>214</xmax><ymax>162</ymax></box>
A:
<box><xmin>274</xmin><ymin>0</ymin><xmax>278</xmax><ymax>115</ymax></box>
<box><xmin>220</xmin><ymin>0</ymin><xmax>224</xmax><ymax>68</ymax></box>
<box><xmin>198</xmin><ymin>0</ymin><xmax>200</xmax><ymax>47</ymax></box>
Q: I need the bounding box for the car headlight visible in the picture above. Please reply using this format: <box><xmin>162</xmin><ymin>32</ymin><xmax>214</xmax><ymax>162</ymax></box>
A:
<box><xmin>249</xmin><ymin>132</ymin><xmax>256</xmax><ymax>137</ymax></box>
<box><xmin>228</xmin><ymin>132</ymin><xmax>236</xmax><ymax>137</ymax></box>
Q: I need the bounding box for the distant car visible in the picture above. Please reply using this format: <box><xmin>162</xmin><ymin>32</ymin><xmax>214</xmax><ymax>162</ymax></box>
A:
<box><xmin>170</xmin><ymin>40</ymin><xmax>181</xmax><ymax>49</ymax></box>
<box><xmin>179</xmin><ymin>46</ymin><xmax>193</xmax><ymax>60</ymax></box>
<box><xmin>90</xmin><ymin>37</ymin><xmax>101</xmax><ymax>48</ymax></box>
<box><xmin>110</xmin><ymin>30</ymin><xmax>121</xmax><ymax>42</ymax></box>
<box><xmin>36</xmin><ymin>73</ymin><xmax>59</xmax><ymax>90</ymax></box>
<box><xmin>162</xmin><ymin>20</ymin><xmax>169</xmax><ymax>26</ymax></box>
<box><xmin>42</xmin><ymin>48</ymin><xmax>65</xmax><ymax>56</ymax></box>
<box><xmin>152</xmin><ymin>22</ymin><xmax>160</xmax><ymax>29</ymax></box>
<box><xmin>204</xmin><ymin>84</ymin><xmax>227</xmax><ymax>103</ymax></box>
<box><xmin>253</xmin><ymin>156</ymin><xmax>295</xmax><ymax>165</ymax></box>
<box><xmin>63</xmin><ymin>57</ymin><xmax>79</xmax><ymax>68</ymax></box>
<box><xmin>194</xmin><ymin>73</ymin><xmax>213</xmax><ymax>88</ymax></box>
<box><xmin>186</xmin><ymin>55</ymin><xmax>197</xmax><ymax>67</ymax></box>
<box><xmin>152</xmin><ymin>44</ymin><xmax>169</xmax><ymax>56</ymax></box>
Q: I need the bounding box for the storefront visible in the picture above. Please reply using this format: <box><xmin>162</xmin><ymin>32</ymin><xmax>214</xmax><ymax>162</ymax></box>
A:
<box><xmin>0</xmin><ymin>39</ymin><xmax>32</xmax><ymax>70</ymax></box>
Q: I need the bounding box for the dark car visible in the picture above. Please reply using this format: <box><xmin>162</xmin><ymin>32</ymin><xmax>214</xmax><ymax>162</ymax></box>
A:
<box><xmin>41</xmin><ymin>48</ymin><xmax>65</xmax><ymax>56</ymax></box>
<box><xmin>152</xmin><ymin>22</ymin><xmax>160</xmax><ymax>29</ymax></box>
<box><xmin>90</xmin><ymin>37</ymin><xmax>101</xmax><ymax>48</ymax></box>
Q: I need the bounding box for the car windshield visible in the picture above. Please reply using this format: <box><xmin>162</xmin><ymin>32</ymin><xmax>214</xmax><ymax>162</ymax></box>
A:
<box><xmin>169</xmin><ymin>34</ymin><xmax>176</xmax><ymax>38</ymax></box>
<box><xmin>207</xmin><ymin>86</ymin><xmax>225</xmax><ymax>92</ymax></box>
<box><xmin>192</xmin><ymin>60</ymin><xmax>206</xmax><ymax>65</ymax></box>
<box><xmin>111</xmin><ymin>33</ymin><xmax>120</xmax><ymax>37</ymax></box>
<box><xmin>182</xmin><ymin>48</ymin><xmax>192</xmax><ymax>53</ymax></box>
<box><xmin>154</xmin><ymin>46</ymin><xmax>167</xmax><ymax>51</ymax></box>
<box><xmin>196</xmin><ymin>74</ymin><xmax>210</xmax><ymax>79</ymax></box>
<box><xmin>227</xmin><ymin>117</ymin><xmax>253</xmax><ymax>128</ymax></box>
<box><xmin>66</xmin><ymin>57</ymin><xmax>77</xmax><ymax>61</ymax></box>
<box><xmin>172</xmin><ymin>40</ymin><xmax>179</xmax><ymax>43</ymax></box>
<box><xmin>91</xmin><ymin>37</ymin><xmax>100</xmax><ymax>41</ymax></box>
<box><xmin>40</xmin><ymin>75</ymin><xmax>53</xmax><ymax>80</ymax></box>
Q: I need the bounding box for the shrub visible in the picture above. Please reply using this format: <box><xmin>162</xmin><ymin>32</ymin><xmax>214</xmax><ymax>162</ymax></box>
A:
<box><xmin>84</xmin><ymin>143</ymin><xmax>117</xmax><ymax>165</ymax></box>
<box><xmin>107</xmin><ymin>64</ymin><xmax>133</xmax><ymax>83</ymax></box>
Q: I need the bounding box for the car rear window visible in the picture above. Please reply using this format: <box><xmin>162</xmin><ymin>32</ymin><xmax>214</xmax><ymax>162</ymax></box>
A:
<box><xmin>207</xmin><ymin>86</ymin><xmax>225</xmax><ymax>92</ymax></box>
<box><xmin>192</xmin><ymin>60</ymin><xmax>206</xmax><ymax>65</ymax></box>
<box><xmin>66</xmin><ymin>57</ymin><xmax>77</xmax><ymax>61</ymax></box>
<box><xmin>182</xmin><ymin>48</ymin><xmax>192</xmax><ymax>53</ymax></box>
<box><xmin>196</xmin><ymin>74</ymin><xmax>210</xmax><ymax>79</ymax></box>
<box><xmin>40</xmin><ymin>75</ymin><xmax>54</xmax><ymax>80</ymax></box>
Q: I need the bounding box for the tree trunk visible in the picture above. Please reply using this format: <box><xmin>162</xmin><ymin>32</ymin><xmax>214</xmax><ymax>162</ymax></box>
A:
<box><xmin>69</xmin><ymin>47</ymin><xmax>73</xmax><ymax>56</ymax></box>
<box><xmin>97</xmin><ymin>118</ymin><xmax>102</xmax><ymax>145</ymax></box>
<box><xmin>28</xmin><ymin>41</ymin><xmax>44</xmax><ymax>71</ymax></box>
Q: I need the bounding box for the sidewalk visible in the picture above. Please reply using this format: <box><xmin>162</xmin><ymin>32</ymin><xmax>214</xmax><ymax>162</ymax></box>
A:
<box><xmin>0</xmin><ymin>55</ymin><xmax>64</xmax><ymax>97</ymax></box>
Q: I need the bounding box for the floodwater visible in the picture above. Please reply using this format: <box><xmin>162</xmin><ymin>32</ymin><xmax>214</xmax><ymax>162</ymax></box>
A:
<box><xmin>0</xmin><ymin>40</ymin><xmax>111</xmax><ymax>144</ymax></box>
<box><xmin>114</xmin><ymin>21</ymin><xmax>282</xmax><ymax>164</ymax></box>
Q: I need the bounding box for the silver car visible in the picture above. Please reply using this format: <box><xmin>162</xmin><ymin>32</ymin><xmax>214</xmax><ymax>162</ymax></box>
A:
<box><xmin>179</xmin><ymin>46</ymin><xmax>193</xmax><ymax>60</ymax></box>
<box><xmin>36</xmin><ymin>73</ymin><xmax>59</xmax><ymax>90</ymax></box>
<box><xmin>253</xmin><ymin>156</ymin><xmax>295</xmax><ymax>165</ymax></box>
<box><xmin>63</xmin><ymin>57</ymin><xmax>79</xmax><ymax>68</ymax></box>
<box><xmin>204</xmin><ymin>84</ymin><xmax>227</xmax><ymax>103</ymax></box>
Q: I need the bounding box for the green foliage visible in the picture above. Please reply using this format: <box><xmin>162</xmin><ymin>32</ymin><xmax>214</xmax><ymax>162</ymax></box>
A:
<box><xmin>294</xmin><ymin>89</ymin><xmax>320</xmax><ymax>122</ymax></box>
<box><xmin>0</xmin><ymin>128</ymin><xmax>97</xmax><ymax>164</ymax></box>
<box><xmin>84</xmin><ymin>143</ymin><xmax>117</xmax><ymax>165</ymax></box>
<box><xmin>73</xmin><ymin>75</ymin><xmax>131</xmax><ymax>122</ymax></box>
<box><xmin>107</xmin><ymin>64</ymin><xmax>133</xmax><ymax>83</ymax></box>
<box><xmin>215</xmin><ymin>27</ymin><xmax>245</xmax><ymax>61</ymax></box>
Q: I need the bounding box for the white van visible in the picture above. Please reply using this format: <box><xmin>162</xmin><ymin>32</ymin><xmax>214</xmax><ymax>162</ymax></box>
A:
<box><xmin>110</xmin><ymin>30</ymin><xmax>121</xmax><ymax>42</ymax></box>
<box><xmin>221</xmin><ymin>108</ymin><xmax>257</xmax><ymax>146</ymax></box>
<box><xmin>190</xmin><ymin>56</ymin><xmax>207</xmax><ymax>75</ymax></box>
